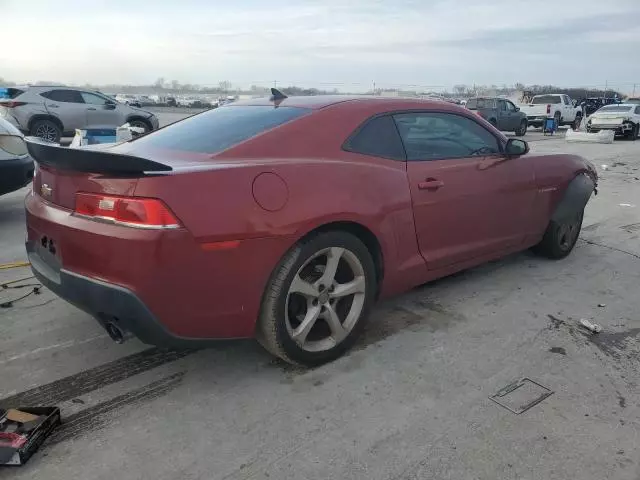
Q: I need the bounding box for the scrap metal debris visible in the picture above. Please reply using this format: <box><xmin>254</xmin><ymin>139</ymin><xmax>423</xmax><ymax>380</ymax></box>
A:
<box><xmin>579</xmin><ymin>318</ymin><xmax>603</xmax><ymax>334</ymax></box>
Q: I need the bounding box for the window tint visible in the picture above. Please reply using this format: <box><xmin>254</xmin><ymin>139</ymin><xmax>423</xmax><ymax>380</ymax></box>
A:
<box><xmin>81</xmin><ymin>92</ymin><xmax>109</xmax><ymax>105</ymax></box>
<box><xmin>344</xmin><ymin>115</ymin><xmax>405</xmax><ymax>160</ymax></box>
<box><xmin>41</xmin><ymin>89</ymin><xmax>84</xmax><ymax>103</ymax></box>
<box><xmin>127</xmin><ymin>105</ymin><xmax>308</xmax><ymax>154</ymax></box>
<box><xmin>393</xmin><ymin>112</ymin><xmax>501</xmax><ymax>161</ymax></box>
<box><xmin>0</xmin><ymin>87</ymin><xmax>24</xmax><ymax>99</ymax></box>
<box><xmin>506</xmin><ymin>101</ymin><xmax>516</xmax><ymax>112</ymax></box>
<box><xmin>499</xmin><ymin>100</ymin><xmax>507</xmax><ymax>111</ymax></box>
<box><xmin>466</xmin><ymin>98</ymin><xmax>495</xmax><ymax>110</ymax></box>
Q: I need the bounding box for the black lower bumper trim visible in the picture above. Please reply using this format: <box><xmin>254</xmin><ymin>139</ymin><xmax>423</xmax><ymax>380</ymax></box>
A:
<box><xmin>0</xmin><ymin>155</ymin><xmax>34</xmax><ymax>196</ymax></box>
<box><xmin>29</xmin><ymin>253</ymin><xmax>225</xmax><ymax>347</ymax></box>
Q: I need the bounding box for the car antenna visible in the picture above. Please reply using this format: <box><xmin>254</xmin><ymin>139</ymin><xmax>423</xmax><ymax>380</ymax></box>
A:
<box><xmin>270</xmin><ymin>88</ymin><xmax>288</xmax><ymax>101</ymax></box>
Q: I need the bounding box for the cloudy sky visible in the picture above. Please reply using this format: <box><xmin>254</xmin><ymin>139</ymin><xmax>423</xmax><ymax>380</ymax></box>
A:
<box><xmin>3</xmin><ymin>0</ymin><xmax>640</xmax><ymax>92</ymax></box>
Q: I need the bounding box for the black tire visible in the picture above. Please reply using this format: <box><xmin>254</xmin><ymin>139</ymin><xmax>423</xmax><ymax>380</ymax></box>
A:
<box><xmin>573</xmin><ymin>114</ymin><xmax>582</xmax><ymax>130</ymax></box>
<box><xmin>30</xmin><ymin>119</ymin><xmax>62</xmax><ymax>143</ymax></box>
<box><xmin>257</xmin><ymin>231</ymin><xmax>377</xmax><ymax>366</ymax></box>
<box><xmin>532</xmin><ymin>210</ymin><xmax>583</xmax><ymax>259</ymax></box>
<box><xmin>489</xmin><ymin>118</ymin><xmax>498</xmax><ymax>128</ymax></box>
<box><xmin>628</xmin><ymin>124</ymin><xmax>639</xmax><ymax>141</ymax></box>
<box><xmin>127</xmin><ymin>118</ymin><xmax>151</xmax><ymax>132</ymax></box>
<box><xmin>554</xmin><ymin>111</ymin><xmax>562</xmax><ymax>128</ymax></box>
<box><xmin>515</xmin><ymin>119</ymin><xmax>527</xmax><ymax>136</ymax></box>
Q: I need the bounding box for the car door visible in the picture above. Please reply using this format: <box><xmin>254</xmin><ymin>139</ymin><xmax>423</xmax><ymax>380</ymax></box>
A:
<box><xmin>504</xmin><ymin>100</ymin><xmax>519</xmax><ymax>129</ymax></box>
<box><xmin>41</xmin><ymin>89</ymin><xmax>87</xmax><ymax>132</ymax></box>
<box><xmin>497</xmin><ymin>100</ymin><xmax>510</xmax><ymax>130</ymax></box>
<box><xmin>80</xmin><ymin>91</ymin><xmax>126</xmax><ymax>128</ymax></box>
<box><xmin>394</xmin><ymin>111</ymin><xmax>537</xmax><ymax>270</ymax></box>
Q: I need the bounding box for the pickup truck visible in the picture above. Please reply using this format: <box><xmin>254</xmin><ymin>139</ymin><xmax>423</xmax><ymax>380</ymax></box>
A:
<box><xmin>519</xmin><ymin>94</ymin><xmax>582</xmax><ymax>129</ymax></box>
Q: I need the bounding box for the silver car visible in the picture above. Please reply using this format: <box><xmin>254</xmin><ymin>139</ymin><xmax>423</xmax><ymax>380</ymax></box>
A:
<box><xmin>0</xmin><ymin>86</ymin><xmax>159</xmax><ymax>143</ymax></box>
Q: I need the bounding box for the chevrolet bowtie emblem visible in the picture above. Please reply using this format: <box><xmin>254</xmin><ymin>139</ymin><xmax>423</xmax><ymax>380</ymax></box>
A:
<box><xmin>41</xmin><ymin>184</ymin><xmax>53</xmax><ymax>197</ymax></box>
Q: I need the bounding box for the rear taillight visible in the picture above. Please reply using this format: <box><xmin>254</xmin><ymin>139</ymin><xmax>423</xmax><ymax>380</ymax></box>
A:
<box><xmin>0</xmin><ymin>101</ymin><xmax>27</xmax><ymax>108</ymax></box>
<box><xmin>74</xmin><ymin>193</ymin><xmax>181</xmax><ymax>229</ymax></box>
<box><xmin>546</xmin><ymin>104</ymin><xmax>551</xmax><ymax>115</ymax></box>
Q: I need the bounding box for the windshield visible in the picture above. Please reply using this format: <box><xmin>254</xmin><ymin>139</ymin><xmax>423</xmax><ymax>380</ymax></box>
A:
<box><xmin>126</xmin><ymin>105</ymin><xmax>309</xmax><ymax>154</ymax></box>
<box><xmin>531</xmin><ymin>95</ymin><xmax>562</xmax><ymax>105</ymax></box>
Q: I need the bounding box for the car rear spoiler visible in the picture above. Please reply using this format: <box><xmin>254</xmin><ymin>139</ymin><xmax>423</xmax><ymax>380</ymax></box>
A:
<box><xmin>25</xmin><ymin>137</ymin><xmax>172</xmax><ymax>174</ymax></box>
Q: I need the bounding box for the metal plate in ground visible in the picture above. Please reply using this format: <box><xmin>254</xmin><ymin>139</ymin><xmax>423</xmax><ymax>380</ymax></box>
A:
<box><xmin>490</xmin><ymin>378</ymin><xmax>553</xmax><ymax>414</ymax></box>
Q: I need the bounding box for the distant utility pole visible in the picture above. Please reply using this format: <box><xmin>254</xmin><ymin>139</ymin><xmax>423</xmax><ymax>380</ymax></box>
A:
<box><xmin>273</xmin><ymin>80</ymin><xmax>277</xmax><ymax>88</ymax></box>
<box><xmin>633</xmin><ymin>84</ymin><xmax>637</xmax><ymax>97</ymax></box>
<box><xmin>372</xmin><ymin>80</ymin><xmax>376</xmax><ymax>95</ymax></box>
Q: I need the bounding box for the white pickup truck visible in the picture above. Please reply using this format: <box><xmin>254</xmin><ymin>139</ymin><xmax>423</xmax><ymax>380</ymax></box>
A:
<box><xmin>519</xmin><ymin>94</ymin><xmax>582</xmax><ymax>129</ymax></box>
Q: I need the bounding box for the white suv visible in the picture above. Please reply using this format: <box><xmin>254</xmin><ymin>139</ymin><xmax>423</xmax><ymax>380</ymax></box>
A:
<box><xmin>0</xmin><ymin>86</ymin><xmax>159</xmax><ymax>143</ymax></box>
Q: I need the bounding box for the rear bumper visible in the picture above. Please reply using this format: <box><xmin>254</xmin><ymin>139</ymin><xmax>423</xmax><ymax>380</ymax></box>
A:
<box><xmin>24</xmin><ymin>192</ymin><xmax>291</xmax><ymax>344</ymax></box>
<box><xmin>587</xmin><ymin>122</ymin><xmax>633</xmax><ymax>134</ymax></box>
<box><xmin>28</xmin><ymin>251</ymin><xmax>190</xmax><ymax>346</ymax></box>
<box><xmin>0</xmin><ymin>155</ymin><xmax>34</xmax><ymax>196</ymax></box>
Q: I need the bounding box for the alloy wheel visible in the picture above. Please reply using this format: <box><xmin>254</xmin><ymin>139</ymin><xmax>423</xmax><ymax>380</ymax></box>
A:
<box><xmin>35</xmin><ymin>124</ymin><xmax>59</xmax><ymax>142</ymax></box>
<box><xmin>285</xmin><ymin>247</ymin><xmax>366</xmax><ymax>352</ymax></box>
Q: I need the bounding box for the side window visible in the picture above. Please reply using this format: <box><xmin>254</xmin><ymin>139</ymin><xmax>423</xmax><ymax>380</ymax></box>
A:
<box><xmin>344</xmin><ymin>115</ymin><xmax>406</xmax><ymax>161</ymax></box>
<box><xmin>635</xmin><ymin>106</ymin><xmax>640</xmax><ymax>115</ymax></box>
<box><xmin>498</xmin><ymin>100</ymin><xmax>507</xmax><ymax>111</ymax></box>
<box><xmin>505</xmin><ymin>101</ymin><xmax>516</xmax><ymax>112</ymax></box>
<box><xmin>81</xmin><ymin>92</ymin><xmax>109</xmax><ymax>105</ymax></box>
<box><xmin>41</xmin><ymin>89</ymin><xmax>84</xmax><ymax>103</ymax></box>
<box><xmin>393</xmin><ymin>112</ymin><xmax>501</xmax><ymax>161</ymax></box>
<box><xmin>564</xmin><ymin>96</ymin><xmax>571</xmax><ymax>105</ymax></box>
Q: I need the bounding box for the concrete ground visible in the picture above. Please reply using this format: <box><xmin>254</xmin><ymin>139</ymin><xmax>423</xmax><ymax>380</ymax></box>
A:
<box><xmin>1</xmin><ymin>123</ymin><xmax>640</xmax><ymax>479</ymax></box>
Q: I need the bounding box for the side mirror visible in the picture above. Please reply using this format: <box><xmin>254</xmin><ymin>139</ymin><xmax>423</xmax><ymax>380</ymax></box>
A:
<box><xmin>515</xmin><ymin>106</ymin><xmax>520</xmax><ymax>112</ymax></box>
<box><xmin>105</xmin><ymin>101</ymin><xmax>116</xmax><ymax>110</ymax></box>
<box><xmin>505</xmin><ymin>138</ymin><xmax>529</xmax><ymax>156</ymax></box>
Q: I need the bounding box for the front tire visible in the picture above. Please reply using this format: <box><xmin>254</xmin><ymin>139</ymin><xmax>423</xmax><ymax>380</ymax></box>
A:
<box><xmin>515</xmin><ymin>119</ymin><xmax>527</xmax><ymax>136</ymax></box>
<box><xmin>127</xmin><ymin>118</ymin><xmax>151</xmax><ymax>132</ymax></box>
<box><xmin>533</xmin><ymin>211</ymin><xmax>583</xmax><ymax>259</ymax></box>
<box><xmin>257</xmin><ymin>231</ymin><xmax>376</xmax><ymax>366</ymax></box>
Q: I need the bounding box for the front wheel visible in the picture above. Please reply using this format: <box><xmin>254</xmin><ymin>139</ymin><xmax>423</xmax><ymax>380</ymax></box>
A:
<box><xmin>515</xmin><ymin>119</ymin><xmax>527</xmax><ymax>136</ymax></box>
<box><xmin>127</xmin><ymin>119</ymin><xmax>151</xmax><ymax>132</ymax></box>
<box><xmin>532</xmin><ymin>211</ymin><xmax>583</xmax><ymax>259</ymax></box>
<box><xmin>257</xmin><ymin>231</ymin><xmax>376</xmax><ymax>366</ymax></box>
<box><xmin>573</xmin><ymin>114</ymin><xmax>583</xmax><ymax>130</ymax></box>
<box><xmin>628</xmin><ymin>123</ymin><xmax>639</xmax><ymax>141</ymax></box>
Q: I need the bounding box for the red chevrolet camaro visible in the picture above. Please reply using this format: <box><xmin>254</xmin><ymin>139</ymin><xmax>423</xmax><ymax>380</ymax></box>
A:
<box><xmin>24</xmin><ymin>94</ymin><xmax>598</xmax><ymax>366</ymax></box>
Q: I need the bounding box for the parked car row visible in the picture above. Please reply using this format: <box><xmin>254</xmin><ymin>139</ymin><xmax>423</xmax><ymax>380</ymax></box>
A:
<box><xmin>0</xmin><ymin>86</ymin><xmax>159</xmax><ymax>143</ymax></box>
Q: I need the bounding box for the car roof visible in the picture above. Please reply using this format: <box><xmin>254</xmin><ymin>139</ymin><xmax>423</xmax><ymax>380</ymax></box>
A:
<box><xmin>229</xmin><ymin>95</ymin><xmax>459</xmax><ymax>111</ymax></box>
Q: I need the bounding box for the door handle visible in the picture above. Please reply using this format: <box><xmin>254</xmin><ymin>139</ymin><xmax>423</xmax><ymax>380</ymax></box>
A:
<box><xmin>47</xmin><ymin>104</ymin><xmax>59</xmax><ymax>108</ymax></box>
<box><xmin>418</xmin><ymin>178</ymin><xmax>444</xmax><ymax>190</ymax></box>
<box><xmin>87</xmin><ymin>107</ymin><xmax>97</xmax><ymax>111</ymax></box>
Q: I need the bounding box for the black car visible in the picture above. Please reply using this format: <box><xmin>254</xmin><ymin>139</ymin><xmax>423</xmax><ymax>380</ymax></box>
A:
<box><xmin>0</xmin><ymin>117</ymin><xmax>33</xmax><ymax>196</ymax></box>
<box><xmin>466</xmin><ymin>97</ymin><xmax>528</xmax><ymax>135</ymax></box>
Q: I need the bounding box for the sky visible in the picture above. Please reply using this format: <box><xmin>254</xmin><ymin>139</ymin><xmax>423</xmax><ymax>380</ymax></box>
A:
<box><xmin>3</xmin><ymin>0</ymin><xmax>640</xmax><ymax>92</ymax></box>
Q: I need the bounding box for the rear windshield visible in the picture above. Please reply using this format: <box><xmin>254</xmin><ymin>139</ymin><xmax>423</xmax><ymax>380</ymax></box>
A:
<box><xmin>597</xmin><ymin>105</ymin><xmax>633</xmax><ymax>112</ymax></box>
<box><xmin>531</xmin><ymin>95</ymin><xmax>561</xmax><ymax>105</ymax></box>
<box><xmin>0</xmin><ymin>87</ymin><xmax>25</xmax><ymax>99</ymax></box>
<box><xmin>128</xmin><ymin>105</ymin><xmax>309</xmax><ymax>154</ymax></box>
<box><xmin>466</xmin><ymin>98</ymin><xmax>495</xmax><ymax>110</ymax></box>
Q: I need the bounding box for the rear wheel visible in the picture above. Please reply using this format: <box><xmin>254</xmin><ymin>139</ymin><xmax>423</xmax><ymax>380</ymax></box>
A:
<box><xmin>627</xmin><ymin>123</ymin><xmax>639</xmax><ymax>141</ymax></box>
<box><xmin>515</xmin><ymin>119</ymin><xmax>527</xmax><ymax>136</ymax></box>
<box><xmin>573</xmin><ymin>114</ymin><xmax>583</xmax><ymax>130</ymax></box>
<box><xmin>554</xmin><ymin>111</ymin><xmax>562</xmax><ymax>128</ymax></box>
<box><xmin>257</xmin><ymin>231</ymin><xmax>376</xmax><ymax>366</ymax></box>
<box><xmin>533</xmin><ymin>210</ymin><xmax>583</xmax><ymax>259</ymax></box>
<box><xmin>30</xmin><ymin>119</ymin><xmax>62</xmax><ymax>143</ymax></box>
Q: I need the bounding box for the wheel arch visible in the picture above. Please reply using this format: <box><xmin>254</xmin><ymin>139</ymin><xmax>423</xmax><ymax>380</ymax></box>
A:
<box><xmin>295</xmin><ymin>221</ymin><xmax>385</xmax><ymax>298</ymax></box>
<box><xmin>28</xmin><ymin>114</ymin><xmax>63</xmax><ymax>133</ymax></box>
<box><xmin>551</xmin><ymin>173</ymin><xmax>595</xmax><ymax>223</ymax></box>
<box><xmin>125</xmin><ymin>115</ymin><xmax>152</xmax><ymax>129</ymax></box>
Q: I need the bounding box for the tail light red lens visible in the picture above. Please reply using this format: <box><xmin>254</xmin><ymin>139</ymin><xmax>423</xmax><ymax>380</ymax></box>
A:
<box><xmin>546</xmin><ymin>104</ymin><xmax>551</xmax><ymax>115</ymax></box>
<box><xmin>75</xmin><ymin>193</ymin><xmax>181</xmax><ymax>229</ymax></box>
<box><xmin>0</xmin><ymin>101</ymin><xmax>27</xmax><ymax>108</ymax></box>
